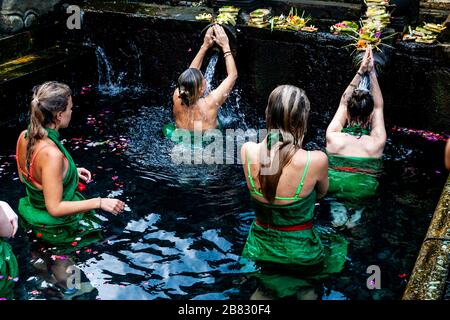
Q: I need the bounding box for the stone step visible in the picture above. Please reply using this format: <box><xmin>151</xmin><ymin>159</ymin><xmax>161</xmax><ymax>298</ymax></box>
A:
<box><xmin>0</xmin><ymin>44</ymin><xmax>92</xmax><ymax>85</ymax></box>
<box><xmin>0</xmin><ymin>24</ymin><xmax>61</xmax><ymax>65</ymax></box>
<box><xmin>0</xmin><ymin>43</ymin><xmax>96</xmax><ymax>126</ymax></box>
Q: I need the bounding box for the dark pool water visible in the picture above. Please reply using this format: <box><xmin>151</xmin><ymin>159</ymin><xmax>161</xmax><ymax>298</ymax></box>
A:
<box><xmin>0</xmin><ymin>84</ymin><xmax>447</xmax><ymax>300</ymax></box>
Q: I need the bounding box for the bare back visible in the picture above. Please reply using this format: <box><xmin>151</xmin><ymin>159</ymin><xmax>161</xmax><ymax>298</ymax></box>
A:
<box><xmin>172</xmin><ymin>89</ymin><xmax>219</xmax><ymax>131</ymax></box>
<box><xmin>326</xmin><ymin>132</ymin><xmax>385</xmax><ymax>158</ymax></box>
<box><xmin>16</xmin><ymin>130</ymin><xmax>68</xmax><ymax>190</ymax></box>
<box><xmin>241</xmin><ymin>142</ymin><xmax>329</xmax><ymax>205</ymax></box>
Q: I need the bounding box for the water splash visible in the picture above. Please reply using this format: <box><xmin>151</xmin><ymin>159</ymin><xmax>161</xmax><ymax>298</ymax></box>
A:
<box><xmin>95</xmin><ymin>46</ymin><xmax>127</xmax><ymax>96</ymax></box>
<box><xmin>219</xmin><ymin>88</ymin><xmax>249</xmax><ymax>130</ymax></box>
<box><xmin>93</xmin><ymin>43</ymin><xmax>145</xmax><ymax>96</ymax></box>
<box><xmin>202</xmin><ymin>52</ymin><xmax>249</xmax><ymax>130</ymax></box>
<box><xmin>203</xmin><ymin>52</ymin><xmax>219</xmax><ymax>95</ymax></box>
<box><xmin>358</xmin><ymin>73</ymin><xmax>371</xmax><ymax>92</ymax></box>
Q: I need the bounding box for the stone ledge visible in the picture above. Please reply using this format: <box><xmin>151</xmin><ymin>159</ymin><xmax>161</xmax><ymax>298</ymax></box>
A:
<box><xmin>403</xmin><ymin>175</ymin><xmax>450</xmax><ymax>300</ymax></box>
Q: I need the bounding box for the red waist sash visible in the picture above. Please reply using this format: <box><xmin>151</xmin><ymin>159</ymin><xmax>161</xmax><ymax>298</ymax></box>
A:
<box><xmin>256</xmin><ymin>219</ymin><xmax>313</xmax><ymax>232</ymax></box>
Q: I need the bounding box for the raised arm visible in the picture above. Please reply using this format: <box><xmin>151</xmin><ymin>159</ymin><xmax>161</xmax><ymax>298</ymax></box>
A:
<box><xmin>367</xmin><ymin>47</ymin><xmax>386</xmax><ymax>144</ymax></box>
<box><xmin>189</xmin><ymin>26</ymin><xmax>215</xmax><ymax>70</ymax></box>
<box><xmin>326</xmin><ymin>49</ymin><xmax>370</xmax><ymax>137</ymax></box>
<box><xmin>207</xmin><ymin>25</ymin><xmax>238</xmax><ymax>109</ymax></box>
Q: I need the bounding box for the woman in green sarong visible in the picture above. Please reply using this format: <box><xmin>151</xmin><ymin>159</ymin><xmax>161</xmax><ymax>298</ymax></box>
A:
<box><xmin>326</xmin><ymin>46</ymin><xmax>386</xmax><ymax>228</ymax></box>
<box><xmin>241</xmin><ymin>85</ymin><xmax>348</xmax><ymax>299</ymax></box>
<box><xmin>15</xmin><ymin>81</ymin><xmax>126</xmax><ymax>296</ymax></box>
<box><xmin>164</xmin><ymin>24</ymin><xmax>237</xmax><ymax>141</ymax></box>
<box><xmin>0</xmin><ymin>201</ymin><xmax>19</xmax><ymax>300</ymax></box>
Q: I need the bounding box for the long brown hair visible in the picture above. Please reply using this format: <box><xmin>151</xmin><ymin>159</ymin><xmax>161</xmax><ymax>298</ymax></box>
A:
<box><xmin>258</xmin><ymin>85</ymin><xmax>310</xmax><ymax>202</ymax></box>
<box><xmin>177</xmin><ymin>68</ymin><xmax>204</xmax><ymax>107</ymax></box>
<box><xmin>26</xmin><ymin>81</ymin><xmax>72</xmax><ymax>167</ymax></box>
<box><xmin>347</xmin><ymin>89</ymin><xmax>374</xmax><ymax>128</ymax></box>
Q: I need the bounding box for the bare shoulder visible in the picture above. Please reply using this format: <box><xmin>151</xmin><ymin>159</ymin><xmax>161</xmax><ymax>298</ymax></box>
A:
<box><xmin>309</xmin><ymin>150</ymin><xmax>328</xmax><ymax>170</ymax></box>
<box><xmin>39</xmin><ymin>144</ymin><xmax>64</xmax><ymax>163</ymax></box>
<box><xmin>364</xmin><ymin>137</ymin><xmax>386</xmax><ymax>158</ymax></box>
<box><xmin>326</xmin><ymin>132</ymin><xmax>345</xmax><ymax>154</ymax></box>
<box><xmin>291</xmin><ymin>149</ymin><xmax>324</xmax><ymax>166</ymax></box>
<box><xmin>241</xmin><ymin>141</ymin><xmax>258</xmax><ymax>162</ymax></box>
<box><xmin>203</xmin><ymin>92</ymin><xmax>221</xmax><ymax>110</ymax></box>
<box><xmin>17</xmin><ymin>130</ymin><xmax>27</xmax><ymax>146</ymax></box>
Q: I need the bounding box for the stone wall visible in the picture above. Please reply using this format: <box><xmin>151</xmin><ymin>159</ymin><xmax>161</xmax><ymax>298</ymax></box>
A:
<box><xmin>70</xmin><ymin>2</ymin><xmax>449</xmax><ymax>131</ymax></box>
<box><xmin>0</xmin><ymin>0</ymin><xmax>62</xmax><ymax>34</ymax></box>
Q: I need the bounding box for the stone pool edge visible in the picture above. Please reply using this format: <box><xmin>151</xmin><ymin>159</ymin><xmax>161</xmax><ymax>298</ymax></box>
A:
<box><xmin>403</xmin><ymin>175</ymin><xmax>450</xmax><ymax>300</ymax></box>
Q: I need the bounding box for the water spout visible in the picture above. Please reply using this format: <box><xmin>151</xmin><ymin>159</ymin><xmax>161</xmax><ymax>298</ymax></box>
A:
<box><xmin>203</xmin><ymin>51</ymin><xmax>219</xmax><ymax>95</ymax></box>
<box><xmin>93</xmin><ymin>43</ymin><xmax>145</xmax><ymax>96</ymax></box>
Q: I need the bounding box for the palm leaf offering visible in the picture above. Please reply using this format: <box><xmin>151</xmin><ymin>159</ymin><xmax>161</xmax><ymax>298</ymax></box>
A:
<box><xmin>248</xmin><ymin>8</ymin><xmax>272</xmax><ymax>28</ymax></box>
<box><xmin>330</xmin><ymin>21</ymin><xmax>359</xmax><ymax>35</ymax></box>
<box><xmin>195</xmin><ymin>13</ymin><xmax>214</xmax><ymax>22</ymax></box>
<box><xmin>216</xmin><ymin>6</ymin><xmax>240</xmax><ymax>26</ymax></box>
<box><xmin>362</xmin><ymin>0</ymin><xmax>390</xmax><ymax>29</ymax></box>
<box><xmin>269</xmin><ymin>8</ymin><xmax>317</xmax><ymax>32</ymax></box>
<box><xmin>402</xmin><ymin>22</ymin><xmax>447</xmax><ymax>44</ymax></box>
<box><xmin>345</xmin><ymin>0</ymin><xmax>393</xmax><ymax>52</ymax></box>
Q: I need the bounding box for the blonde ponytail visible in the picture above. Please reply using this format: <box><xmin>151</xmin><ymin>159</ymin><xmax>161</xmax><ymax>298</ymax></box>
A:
<box><xmin>258</xmin><ymin>85</ymin><xmax>311</xmax><ymax>203</ymax></box>
<box><xmin>25</xmin><ymin>81</ymin><xmax>72</xmax><ymax>167</ymax></box>
<box><xmin>26</xmin><ymin>99</ymin><xmax>48</xmax><ymax>167</ymax></box>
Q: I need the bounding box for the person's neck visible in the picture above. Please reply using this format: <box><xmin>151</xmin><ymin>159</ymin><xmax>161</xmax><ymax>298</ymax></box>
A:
<box><xmin>45</xmin><ymin>124</ymin><xmax>60</xmax><ymax>131</ymax></box>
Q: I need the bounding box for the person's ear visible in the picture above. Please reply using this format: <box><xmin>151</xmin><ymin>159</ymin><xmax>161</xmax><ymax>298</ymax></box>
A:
<box><xmin>56</xmin><ymin>111</ymin><xmax>63</xmax><ymax>123</ymax></box>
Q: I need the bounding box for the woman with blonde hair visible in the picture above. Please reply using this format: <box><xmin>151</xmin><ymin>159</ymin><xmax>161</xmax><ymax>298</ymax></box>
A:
<box><xmin>240</xmin><ymin>85</ymin><xmax>347</xmax><ymax>299</ymax></box>
<box><xmin>16</xmin><ymin>81</ymin><xmax>125</xmax><ymax>251</ymax></box>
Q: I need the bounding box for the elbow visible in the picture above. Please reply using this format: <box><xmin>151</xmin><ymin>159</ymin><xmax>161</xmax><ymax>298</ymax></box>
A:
<box><xmin>46</xmin><ymin>206</ymin><xmax>63</xmax><ymax>218</ymax></box>
<box><xmin>230</xmin><ymin>73</ymin><xmax>238</xmax><ymax>82</ymax></box>
<box><xmin>317</xmin><ymin>192</ymin><xmax>326</xmax><ymax>200</ymax></box>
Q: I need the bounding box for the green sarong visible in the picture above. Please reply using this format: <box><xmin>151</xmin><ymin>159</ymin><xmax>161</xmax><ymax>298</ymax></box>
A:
<box><xmin>327</xmin><ymin>153</ymin><xmax>382</xmax><ymax>205</ymax></box>
<box><xmin>242</xmin><ymin>192</ymin><xmax>348</xmax><ymax>298</ymax></box>
<box><xmin>162</xmin><ymin>119</ymin><xmax>224</xmax><ymax>146</ymax></box>
<box><xmin>18</xmin><ymin>128</ymin><xmax>102</xmax><ymax>254</ymax></box>
<box><xmin>0</xmin><ymin>239</ymin><xmax>18</xmax><ymax>299</ymax></box>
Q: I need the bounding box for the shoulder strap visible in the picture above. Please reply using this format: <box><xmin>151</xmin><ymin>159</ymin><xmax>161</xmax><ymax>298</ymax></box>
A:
<box><xmin>246</xmin><ymin>147</ymin><xmax>264</xmax><ymax>197</ymax></box>
<box><xmin>15</xmin><ymin>131</ymin><xmax>27</xmax><ymax>182</ymax></box>
<box><xmin>28</xmin><ymin>144</ymin><xmax>53</xmax><ymax>187</ymax></box>
<box><xmin>294</xmin><ymin>151</ymin><xmax>311</xmax><ymax>198</ymax></box>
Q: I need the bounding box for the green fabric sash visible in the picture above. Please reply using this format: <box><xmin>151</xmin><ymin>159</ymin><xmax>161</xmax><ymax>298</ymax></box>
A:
<box><xmin>242</xmin><ymin>190</ymin><xmax>347</xmax><ymax>281</ymax></box>
<box><xmin>341</xmin><ymin>124</ymin><xmax>370</xmax><ymax>138</ymax></box>
<box><xmin>162</xmin><ymin>119</ymin><xmax>224</xmax><ymax>145</ymax></box>
<box><xmin>18</xmin><ymin>128</ymin><xmax>102</xmax><ymax>253</ymax></box>
<box><xmin>0</xmin><ymin>239</ymin><xmax>18</xmax><ymax>299</ymax></box>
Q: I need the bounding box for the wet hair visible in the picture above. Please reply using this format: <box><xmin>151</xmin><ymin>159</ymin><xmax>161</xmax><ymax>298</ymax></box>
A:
<box><xmin>347</xmin><ymin>89</ymin><xmax>374</xmax><ymax>128</ymax></box>
<box><xmin>259</xmin><ymin>85</ymin><xmax>311</xmax><ymax>203</ymax></box>
<box><xmin>177</xmin><ymin>68</ymin><xmax>204</xmax><ymax>107</ymax></box>
<box><xmin>26</xmin><ymin>81</ymin><xmax>72</xmax><ymax>167</ymax></box>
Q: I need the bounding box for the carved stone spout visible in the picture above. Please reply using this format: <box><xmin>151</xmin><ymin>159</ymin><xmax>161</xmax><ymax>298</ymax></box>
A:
<box><xmin>0</xmin><ymin>0</ymin><xmax>62</xmax><ymax>34</ymax></box>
